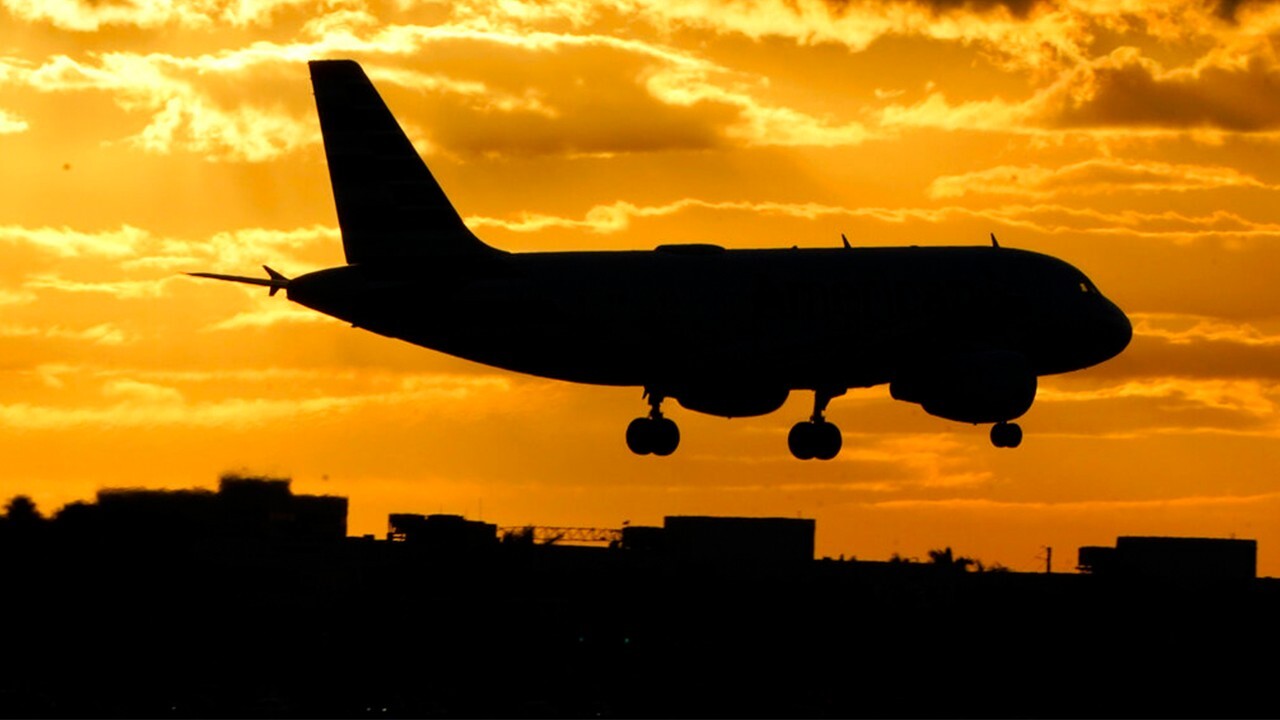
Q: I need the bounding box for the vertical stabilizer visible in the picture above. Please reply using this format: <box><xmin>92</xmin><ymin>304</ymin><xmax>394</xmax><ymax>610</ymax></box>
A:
<box><xmin>309</xmin><ymin>59</ymin><xmax>497</xmax><ymax>264</ymax></box>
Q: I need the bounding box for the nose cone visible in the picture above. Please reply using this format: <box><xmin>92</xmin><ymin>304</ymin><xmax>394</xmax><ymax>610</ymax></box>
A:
<box><xmin>1100</xmin><ymin>301</ymin><xmax>1132</xmax><ymax>362</ymax></box>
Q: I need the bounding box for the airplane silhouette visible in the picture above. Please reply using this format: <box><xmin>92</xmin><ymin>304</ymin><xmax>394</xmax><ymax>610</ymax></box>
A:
<box><xmin>192</xmin><ymin>59</ymin><xmax>1132</xmax><ymax>460</ymax></box>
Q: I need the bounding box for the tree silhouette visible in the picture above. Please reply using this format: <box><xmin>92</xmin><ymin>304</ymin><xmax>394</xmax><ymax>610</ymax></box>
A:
<box><xmin>2</xmin><ymin>494</ymin><xmax>46</xmax><ymax>543</ymax></box>
<box><xmin>4</xmin><ymin>495</ymin><xmax>41</xmax><ymax>522</ymax></box>
<box><xmin>927</xmin><ymin>547</ymin><xmax>976</xmax><ymax>573</ymax></box>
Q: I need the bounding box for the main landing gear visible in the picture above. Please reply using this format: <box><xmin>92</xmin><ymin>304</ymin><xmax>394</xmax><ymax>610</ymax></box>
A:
<box><xmin>627</xmin><ymin>389</ymin><xmax>679</xmax><ymax>456</ymax></box>
<box><xmin>789</xmin><ymin>389</ymin><xmax>845</xmax><ymax>461</ymax></box>
<box><xmin>990</xmin><ymin>422</ymin><xmax>1022</xmax><ymax>448</ymax></box>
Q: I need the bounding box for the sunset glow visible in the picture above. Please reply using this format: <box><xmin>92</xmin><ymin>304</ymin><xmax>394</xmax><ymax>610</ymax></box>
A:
<box><xmin>3</xmin><ymin>0</ymin><xmax>1279</xmax><ymax>574</ymax></box>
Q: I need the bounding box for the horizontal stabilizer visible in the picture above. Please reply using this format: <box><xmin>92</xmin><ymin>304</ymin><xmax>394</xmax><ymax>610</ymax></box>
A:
<box><xmin>188</xmin><ymin>265</ymin><xmax>290</xmax><ymax>296</ymax></box>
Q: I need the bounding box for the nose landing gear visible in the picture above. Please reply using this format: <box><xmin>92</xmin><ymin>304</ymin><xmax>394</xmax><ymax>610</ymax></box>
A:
<box><xmin>789</xmin><ymin>388</ymin><xmax>845</xmax><ymax>461</ymax></box>
<box><xmin>627</xmin><ymin>389</ymin><xmax>680</xmax><ymax>456</ymax></box>
<box><xmin>990</xmin><ymin>422</ymin><xmax>1022</xmax><ymax>448</ymax></box>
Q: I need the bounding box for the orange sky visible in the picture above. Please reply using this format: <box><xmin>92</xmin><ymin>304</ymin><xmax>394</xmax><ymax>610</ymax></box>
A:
<box><xmin>2</xmin><ymin>0</ymin><xmax>1280</xmax><ymax>575</ymax></box>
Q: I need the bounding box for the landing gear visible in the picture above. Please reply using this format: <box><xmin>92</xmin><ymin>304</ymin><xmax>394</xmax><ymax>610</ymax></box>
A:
<box><xmin>789</xmin><ymin>420</ymin><xmax>842</xmax><ymax>460</ymax></box>
<box><xmin>627</xmin><ymin>390</ymin><xmax>680</xmax><ymax>456</ymax></box>
<box><xmin>789</xmin><ymin>388</ymin><xmax>845</xmax><ymax>461</ymax></box>
<box><xmin>990</xmin><ymin>422</ymin><xmax>1023</xmax><ymax>448</ymax></box>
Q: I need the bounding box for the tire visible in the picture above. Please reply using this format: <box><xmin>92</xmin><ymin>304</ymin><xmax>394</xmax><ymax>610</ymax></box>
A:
<box><xmin>990</xmin><ymin>422</ymin><xmax>1023</xmax><ymax>449</ymax></box>
<box><xmin>651</xmin><ymin>418</ymin><xmax>680</xmax><ymax>456</ymax></box>
<box><xmin>813</xmin><ymin>421</ymin><xmax>843</xmax><ymax>461</ymax></box>
<box><xmin>789</xmin><ymin>422</ymin><xmax>816</xmax><ymax>460</ymax></box>
<box><xmin>626</xmin><ymin>417</ymin><xmax>652</xmax><ymax>455</ymax></box>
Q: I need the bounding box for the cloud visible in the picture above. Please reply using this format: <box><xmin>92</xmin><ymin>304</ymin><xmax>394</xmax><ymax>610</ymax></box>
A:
<box><xmin>466</xmin><ymin>196</ymin><xmax>1280</xmax><ymax>246</ymax></box>
<box><xmin>0</xmin><ymin>373</ymin><xmax>522</xmax><ymax>430</ymax></box>
<box><xmin>1039</xmin><ymin>377</ymin><xmax>1278</xmax><ymax>417</ymax></box>
<box><xmin>164</xmin><ymin>225</ymin><xmax>339</xmax><ymax>271</ymax></box>
<box><xmin>0</xmin><ymin>0</ymin><xmax>321</xmax><ymax>31</ymax></box>
<box><xmin>15</xmin><ymin>52</ymin><xmax>317</xmax><ymax>162</ymax></box>
<box><xmin>641</xmin><ymin>63</ymin><xmax>873</xmax><ymax>148</ymax></box>
<box><xmin>880</xmin><ymin>91</ymin><xmax>1034</xmax><ymax>133</ymax></box>
<box><xmin>1090</xmin><ymin>334</ymin><xmax>1280</xmax><ymax>383</ymax></box>
<box><xmin>0</xmin><ymin>288</ymin><xmax>37</xmax><ymax>305</ymax></box>
<box><xmin>0</xmin><ymin>0</ymin><xmax>1201</xmax><ymax>88</ymax></box>
<box><xmin>368</xmin><ymin>31</ymin><xmax>876</xmax><ymax>155</ymax></box>
<box><xmin>1045</xmin><ymin>47</ymin><xmax>1280</xmax><ymax>133</ymax></box>
<box><xmin>128</xmin><ymin>94</ymin><xmax>319</xmax><ymax>162</ymax></box>
<box><xmin>0</xmin><ymin>323</ymin><xmax>131</xmax><ymax>345</ymax></box>
<box><xmin>5</xmin><ymin>21</ymin><xmax>880</xmax><ymax>158</ymax></box>
<box><xmin>26</xmin><ymin>275</ymin><xmax>178</xmax><ymax>299</ymax></box>
<box><xmin>928</xmin><ymin>159</ymin><xmax>1274</xmax><ymax>198</ymax></box>
<box><xmin>883</xmin><ymin>45</ymin><xmax>1280</xmax><ymax>138</ymax></box>
<box><xmin>101</xmin><ymin>379</ymin><xmax>185</xmax><ymax>404</ymax></box>
<box><xmin>0</xmin><ymin>108</ymin><xmax>27</xmax><ymax>134</ymax></box>
<box><xmin>28</xmin><ymin>364</ymin><xmax>515</xmax><ymax>389</ymax></box>
<box><xmin>205</xmin><ymin>304</ymin><xmax>336</xmax><ymax>331</ymax></box>
<box><xmin>836</xmin><ymin>433</ymin><xmax>993</xmax><ymax>489</ymax></box>
<box><xmin>1132</xmin><ymin>312</ymin><xmax>1280</xmax><ymax>347</ymax></box>
<box><xmin>0</xmin><ymin>224</ymin><xmax>147</xmax><ymax>258</ymax></box>
<box><xmin>608</xmin><ymin>0</ymin><xmax>1088</xmax><ymax>71</ymax></box>
<box><xmin>864</xmin><ymin>491</ymin><xmax>1280</xmax><ymax>512</ymax></box>
<box><xmin>366</xmin><ymin>65</ymin><xmax>558</xmax><ymax>118</ymax></box>
<box><xmin>0</xmin><ymin>223</ymin><xmax>336</xmax><ymax>269</ymax></box>
<box><xmin>468</xmin><ymin>198</ymin><xmax>939</xmax><ymax>234</ymax></box>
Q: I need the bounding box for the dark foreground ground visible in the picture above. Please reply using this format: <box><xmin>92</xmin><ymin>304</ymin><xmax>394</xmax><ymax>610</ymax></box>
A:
<box><xmin>0</xmin><ymin>531</ymin><xmax>1276</xmax><ymax>718</ymax></box>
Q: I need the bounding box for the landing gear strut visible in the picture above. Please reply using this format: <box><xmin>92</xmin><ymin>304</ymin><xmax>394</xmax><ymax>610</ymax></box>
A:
<box><xmin>627</xmin><ymin>389</ymin><xmax>679</xmax><ymax>456</ymax></box>
<box><xmin>789</xmin><ymin>389</ymin><xmax>845</xmax><ymax>461</ymax></box>
<box><xmin>990</xmin><ymin>422</ymin><xmax>1022</xmax><ymax>448</ymax></box>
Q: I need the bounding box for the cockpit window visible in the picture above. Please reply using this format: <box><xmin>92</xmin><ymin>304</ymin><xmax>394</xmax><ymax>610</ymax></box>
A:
<box><xmin>1079</xmin><ymin>282</ymin><xmax>1089</xmax><ymax>294</ymax></box>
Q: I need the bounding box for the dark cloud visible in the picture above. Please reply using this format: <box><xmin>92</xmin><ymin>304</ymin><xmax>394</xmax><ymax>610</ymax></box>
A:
<box><xmin>1211</xmin><ymin>0</ymin><xmax>1277</xmax><ymax>21</ymax></box>
<box><xmin>1216</xmin><ymin>0</ymin><xmax>1248</xmax><ymax>18</ymax></box>
<box><xmin>1048</xmin><ymin>52</ymin><xmax>1280</xmax><ymax>132</ymax></box>
<box><xmin>824</xmin><ymin>0</ymin><xmax>1042</xmax><ymax>19</ymax></box>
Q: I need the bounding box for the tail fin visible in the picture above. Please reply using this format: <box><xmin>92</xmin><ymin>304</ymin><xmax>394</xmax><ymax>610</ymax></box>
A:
<box><xmin>308</xmin><ymin>59</ymin><xmax>498</xmax><ymax>264</ymax></box>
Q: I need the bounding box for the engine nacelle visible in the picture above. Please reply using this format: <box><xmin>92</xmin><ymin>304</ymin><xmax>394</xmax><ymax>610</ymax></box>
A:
<box><xmin>890</xmin><ymin>351</ymin><xmax>1037</xmax><ymax>424</ymax></box>
<box><xmin>675</xmin><ymin>386</ymin><xmax>789</xmax><ymax>418</ymax></box>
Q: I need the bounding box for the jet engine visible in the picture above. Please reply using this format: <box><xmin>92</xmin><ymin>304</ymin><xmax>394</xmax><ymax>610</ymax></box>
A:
<box><xmin>675</xmin><ymin>386</ymin><xmax>790</xmax><ymax>418</ymax></box>
<box><xmin>889</xmin><ymin>351</ymin><xmax>1036</xmax><ymax>424</ymax></box>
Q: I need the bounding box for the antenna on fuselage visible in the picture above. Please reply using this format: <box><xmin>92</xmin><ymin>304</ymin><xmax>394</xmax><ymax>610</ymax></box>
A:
<box><xmin>841</xmin><ymin>233</ymin><xmax>851</xmax><ymax>249</ymax></box>
<box><xmin>990</xmin><ymin>233</ymin><xmax>1000</xmax><ymax>248</ymax></box>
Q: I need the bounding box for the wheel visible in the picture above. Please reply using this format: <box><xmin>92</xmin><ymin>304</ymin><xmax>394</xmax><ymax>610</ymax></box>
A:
<box><xmin>1004</xmin><ymin>422</ymin><xmax>1022</xmax><ymax>448</ymax></box>
<box><xmin>813</xmin><ymin>421</ymin><xmax>843</xmax><ymax>461</ymax></box>
<box><xmin>789</xmin><ymin>422</ymin><xmax>817</xmax><ymax>460</ymax></box>
<box><xmin>626</xmin><ymin>417</ymin><xmax>652</xmax><ymax>455</ymax></box>
<box><xmin>990</xmin><ymin>422</ymin><xmax>1023</xmax><ymax>448</ymax></box>
<box><xmin>650</xmin><ymin>417</ymin><xmax>680</xmax><ymax>456</ymax></box>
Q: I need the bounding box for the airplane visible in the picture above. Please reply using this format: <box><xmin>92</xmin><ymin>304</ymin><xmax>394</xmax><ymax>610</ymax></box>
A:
<box><xmin>192</xmin><ymin>59</ymin><xmax>1132</xmax><ymax>461</ymax></box>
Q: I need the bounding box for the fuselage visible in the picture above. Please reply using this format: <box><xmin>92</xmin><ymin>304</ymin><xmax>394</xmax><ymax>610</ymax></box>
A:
<box><xmin>287</xmin><ymin>244</ymin><xmax>1132</xmax><ymax>405</ymax></box>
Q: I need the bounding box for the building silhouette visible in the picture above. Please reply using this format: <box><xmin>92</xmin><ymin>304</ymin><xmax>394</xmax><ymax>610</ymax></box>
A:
<box><xmin>52</xmin><ymin>474</ymin><xmax>347</xmax><ymax>546</ymax></box>
<box><xmin>1079</xmin><ymin>536</ymin><xmax>1257</xmax><ymax>580</ymax></box>
<box><xmin>0</xmin><ymin>477</ymin><xmax>1275</xmax><ymax>717</ymax></box>
<box><xmin>622</xmin><ymin>515</ymin><xmax>815</xmax><ymax>566</ymax></box>
<box><xmin>388</xmin><ymin>512</ymin><xmax>497</xmax><ymax>551</ymax></box>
